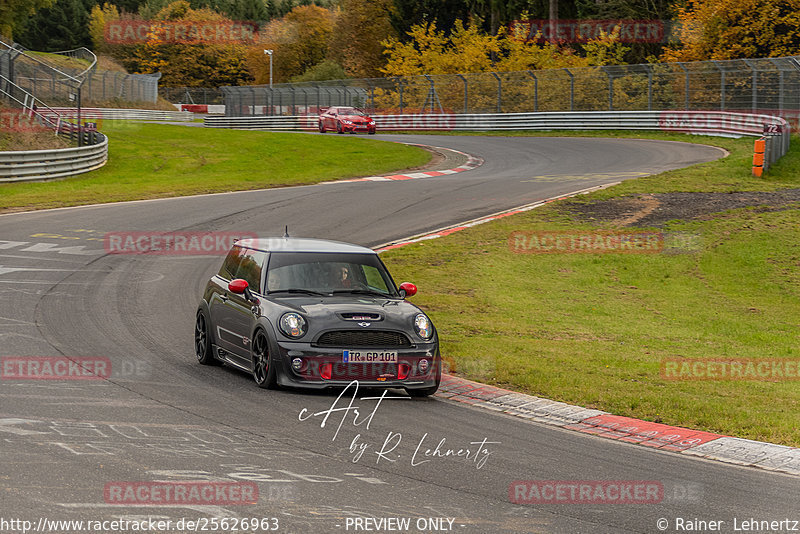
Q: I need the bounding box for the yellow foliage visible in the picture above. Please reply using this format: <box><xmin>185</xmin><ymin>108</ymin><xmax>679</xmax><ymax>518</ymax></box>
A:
<box><xmin>88</xmin><ymin>3</ymin><xmax>120</xmax><ymax>53</ymax></box>
<box><xmin>127</xmin><ymin>2</ymin><xmax>252</xmax><ymax>87</ymax></box>
<box><xmin>662</xmin><ymin>0</ymin><xmax>800</xmax><ymax>61</ymax></box>
<box><xmin>381</xmin><ymin>20</ymin><xmax>631</xmax><ymax>77</ymax></box>
<box><xmin>328</xmin><ymin>0</ymin><xmax>396</xmax><ymax>78</ymax></box>
<box><xmin>247</xmin><ymin>4</ymin><xmax>334</xmax><ymax>84</ymax></box>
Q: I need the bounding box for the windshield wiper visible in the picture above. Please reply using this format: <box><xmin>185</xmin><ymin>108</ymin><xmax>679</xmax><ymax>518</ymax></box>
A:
<box><xmin>268</xmin><ymin>289</ymin><xmax>328</xmax><ymax>296</ymax></box>
<box><xmin>331</xmin><ymin>289</ymin><xmax>393</xmax><ymax>298</ymax></box>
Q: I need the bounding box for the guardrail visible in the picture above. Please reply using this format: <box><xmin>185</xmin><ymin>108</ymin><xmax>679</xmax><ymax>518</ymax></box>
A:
<box><xmin>43</xmin><ymin>107</ymin><xmax>194</xmax><ymax>122</ymax></box>
<box><xmin>205</xmin><ymin>110</ymin><xmax>791</xmax><ymax>168</ymax></box>
<box><xmin>0</xmin><ymin>133</ymin><xmax>108</xmax><ymax>183</ymax></box>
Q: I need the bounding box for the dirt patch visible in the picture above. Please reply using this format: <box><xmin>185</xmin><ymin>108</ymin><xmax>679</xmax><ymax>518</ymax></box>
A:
<box><xmin>403</xmin><ymin>146</ymin><xmax>458</xmax><ymax>172</ymax></box>
<box><xmin>564</xmin><ymin>190</ymin><xmax>800</xmax><ymax>227</ymax></box>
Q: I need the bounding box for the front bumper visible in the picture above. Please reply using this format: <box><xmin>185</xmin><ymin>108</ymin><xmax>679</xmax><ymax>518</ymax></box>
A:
<box><xmin>273</xmin><ymin>340</ymin><xmax>439</xmax><ymax>390</ymax></box>
<box><xmin>341</xmin><ymin>123</ymin><xmax>376</xmax><ymax>133</ymax></box>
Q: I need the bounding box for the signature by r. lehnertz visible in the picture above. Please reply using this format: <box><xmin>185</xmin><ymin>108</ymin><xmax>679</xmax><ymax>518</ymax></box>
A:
<box><xmin>298</xmin><ymin>380</ymin><xmax>500</xmax><ymax>470</ymax></box>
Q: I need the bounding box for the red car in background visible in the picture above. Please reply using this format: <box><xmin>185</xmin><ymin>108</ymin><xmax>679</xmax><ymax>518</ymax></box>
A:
<box><xmin>318</xmin><ymin>107</ymin><xmax>376</xmax><ymax>134</ymax></box>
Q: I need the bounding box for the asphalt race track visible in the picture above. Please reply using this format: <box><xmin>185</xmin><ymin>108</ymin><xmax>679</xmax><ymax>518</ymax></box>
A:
<box><xmin>1</xmin><ymin>134</ymin><xmax>796</xmax><ymax>534</ymax></box>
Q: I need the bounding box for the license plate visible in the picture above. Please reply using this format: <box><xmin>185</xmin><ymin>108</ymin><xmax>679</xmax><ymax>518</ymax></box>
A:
<box><xmin>343</xmin><ymin>350</ymin><xmax>397</xmax><ymax>363</ymax></box>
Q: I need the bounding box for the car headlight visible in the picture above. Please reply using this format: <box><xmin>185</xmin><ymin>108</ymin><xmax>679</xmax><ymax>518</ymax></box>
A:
<box><xmin>414</xmin><ymin>313</ymin><xmax>433</xmax><ymax>340</ymax></box>
<box><xmin>279</xmin><ymin>312</ymin><xmax>307</xmax><ymax>338</ymax></box>
<box><xmin>369</xmin><ymin>121</ymin><xmax>375</xmax><ymax>125</ymax></box>
<box><xmin>342</xmin><ymin>120</ymin><xmax>353</xmax><ymax>125</ymax></box>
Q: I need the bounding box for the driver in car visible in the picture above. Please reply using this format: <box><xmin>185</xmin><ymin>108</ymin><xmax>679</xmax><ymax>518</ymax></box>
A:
<box><xmin>335</xmin><ymin>265</ymin><xmax>352</xmax><ymax>289</ymax></box>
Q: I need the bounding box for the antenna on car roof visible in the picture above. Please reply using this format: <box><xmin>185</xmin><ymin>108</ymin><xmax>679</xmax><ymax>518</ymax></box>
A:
<box><xmin>283</xmin><ymin>226</ymin><xmax>289</xmax><ymax>238</ymax></box>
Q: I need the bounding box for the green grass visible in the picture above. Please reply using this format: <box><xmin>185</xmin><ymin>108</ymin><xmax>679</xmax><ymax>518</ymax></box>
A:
<box><xmin>0</xmin><ymin>123</ymin><xmax>429</xmax><ymax>212</ymax></box>
<box><xmin>382</xmin><ymin>131</ymin><xmax>800</xmax><ymax>446</ymax></box>
<box><xmin>27</xmin><ymin>51</ymin><xmax>91</xmax><ymax>71</ymax></box>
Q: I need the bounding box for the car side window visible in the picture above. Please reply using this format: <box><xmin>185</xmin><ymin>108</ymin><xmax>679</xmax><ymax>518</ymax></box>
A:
<box><xmin>219</xmin><ymin>246</ymin><xmax>245</xmax><ymax>280</ymax></box>
<box><xmin>232</xmin><ymin>249</ymin><xmax>268</xmax><ymax>294</ymax></box>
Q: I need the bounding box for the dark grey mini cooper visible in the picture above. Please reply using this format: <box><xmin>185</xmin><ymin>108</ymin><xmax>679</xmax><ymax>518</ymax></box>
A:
<box><xmin>195</xmin><ymin>237</ymin><xmax>441</xmax><ymax>396</ymax></box>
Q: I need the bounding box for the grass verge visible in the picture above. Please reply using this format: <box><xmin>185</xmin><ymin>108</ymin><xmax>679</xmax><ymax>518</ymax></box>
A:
<box><xmin>0</xmin><ymin>123</ymin><xmax>429</xmax><ymax>212</ymax></box>
<box><xmin>382</xmin><ymin>131</ymin><xmax>800</xmax><ymax>446</ymax></box>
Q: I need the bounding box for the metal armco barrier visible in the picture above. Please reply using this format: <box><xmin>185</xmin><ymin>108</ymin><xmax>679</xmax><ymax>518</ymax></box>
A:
<box><xmin>0</xmin><ymin>134</ymin><xmax>108</xmax><ymax>183</ymax></box>
<box><xmin>204</xmin><ymin>110</ymin><xmax>791</xmax><ymax>163</ymax></box>
<box><xmin>44</xmin><ymin>108</ymin><xmax>194</xmax><ymax>122</ymax></box>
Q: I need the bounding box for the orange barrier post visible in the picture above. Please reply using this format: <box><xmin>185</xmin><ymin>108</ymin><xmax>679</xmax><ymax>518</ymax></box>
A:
<box><xmin>752</xmin><ymin>137</ymin><xmax>766</xmax><ymax>177</ymax></box>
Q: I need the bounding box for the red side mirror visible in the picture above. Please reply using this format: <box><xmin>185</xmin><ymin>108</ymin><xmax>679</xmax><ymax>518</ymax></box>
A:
<box><xmin>228</xmin><ymin>279</ymin><xmax>249</xmax><ymax>294</ymax></box>
<box><xmin>399</xmin><ymin>282</ymin><xmax>417</xmax><ymax>298</ymax></box>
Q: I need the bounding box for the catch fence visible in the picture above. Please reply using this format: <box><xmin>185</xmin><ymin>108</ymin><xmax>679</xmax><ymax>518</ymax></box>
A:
<box><xmin>0</xmin><ymin>35</ymin><xmax>159</xmax><ymax>106</ymax></box>
<box><xmin>220</xmin><ymin>56</ymin><xmax>800</xmax><ymax>129</ymax></box>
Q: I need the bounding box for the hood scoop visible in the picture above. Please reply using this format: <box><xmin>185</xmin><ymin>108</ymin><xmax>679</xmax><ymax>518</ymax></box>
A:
<box><xmin>338</xmin><ymin>312</ymin><xmax>383</xmax><ymax>321</ymax></box>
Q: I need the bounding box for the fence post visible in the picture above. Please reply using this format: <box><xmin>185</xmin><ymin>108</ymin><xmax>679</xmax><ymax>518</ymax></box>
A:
<box><xmin>455</xmin><ymin>73</ymin><xmax>467</xmax><ymax>114</ymax></box>
<box><xmin>711</xmin><ymin>61</ymin><xmax>725</xmax><ymax>111</ymax></box>
<box><xmin>769</xmin><ymin>58</ymin><xmax>784</xmax><ymax>116</ymax></box>
<box><xmin>563</xmin><ymin>68</ymin><xmax>574</xmax><ymax>111</ymax></box>
<box><xmin>744</xmin><ymin>59</ymin><xmax>758</xmax><ymax>113</ymax></box>
<box><xmin>676</xmin><ymin>62</ymin><xmax>689</xmax><ymax>110</ymax></box>
<box><xmin>397</xmin><ymin>78</ymin><xmax>404</xmax><ymax>114</ymax></box>
<box><xmin>365</xmin><ymin>80</ymin><xmax>374</xmax><ymax>113</ymax></box>
<box><xmin>601</xmin><ymin>66</ymin><xmax>613</xmax><ymax>110</ymax></box>
<box><xmin>643</xmin><ymin>64</ymin><xmax>653</xmax><ymax>111</ymax></box>
<box><xmin>490</xmin><ymin>72</ymin><xmax>501</xmax><ymax>113</ymax></box>
<box><xmin>527</xmin><ymin>70</ymin><xmax>538</xmax><ymax>112</ymax></box>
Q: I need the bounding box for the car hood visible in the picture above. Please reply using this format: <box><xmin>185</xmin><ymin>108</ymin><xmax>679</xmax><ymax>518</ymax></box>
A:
<box><xmin>268</xmin><ymin>295</ymin><xmax>426</xmax><ymax>328</ymax></box>
<box><xmin>340</xmin><ymin>114</ymin><xmax>371</xmax><ymax>122</ymax></box>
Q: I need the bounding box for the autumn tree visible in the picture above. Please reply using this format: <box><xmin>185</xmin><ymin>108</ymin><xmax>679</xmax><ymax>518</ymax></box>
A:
<box><xmin>88</xmin><ymin>2</ymin><xmax>120</xmax><ymax>53</ymax></box>
<box><xmin>328</xmin><ymin>0</ymin><xmax>396</xmax><ymax>78</ymax></box>
<box><xmin>246</xmin><ymin>4</ymin><xmax>333</xmax><ymax>83</ymax></box>
<box><xmin>662</xmin><ymin>0</ymin><xmax>800</xmax><ymax>61</ymax></box>
<box><xmin>123</xmin><ymin>1</ymin><xmax>253</xmax><ymax>87</ymax></box>
<box><xmin>381</xmin><ymin>19</ymin><xmax>629</xmax><ymax>76</ymax></box>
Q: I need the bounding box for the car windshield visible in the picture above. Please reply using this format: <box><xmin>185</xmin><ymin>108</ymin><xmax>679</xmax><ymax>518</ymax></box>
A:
<box><xmin>266</xmin><ymin>252</ymin><xmax>398</xmax><ymax>297</ymax></box>
<box><xmin>338</xmin><ymin>108</ymin><xmax>366</xmax><ymax>116</ymax></box>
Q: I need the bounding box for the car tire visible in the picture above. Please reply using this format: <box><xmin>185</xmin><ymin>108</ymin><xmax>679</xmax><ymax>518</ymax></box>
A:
<box><xmin>336</xmin><ymin>122</ymin><xmax>343</xmax><ymax>134</ymax></box>
<box><xmin>368</xmin><ymin>130</ymin><xmax>376</xmax><ymax>135</ymax></box>
<box><xmin>319</xmin><ymin>121</ymin><xmax>326</xmax><ymax>133</ymax></box>
<box><xmin>195</xmin><ymin>310</ymin><xmax>219</xmax><ymax>366</ymax></box>
<box><xmin>252</xmin><ymin>330</ymin><xmax>277</xmax><ymax>389</ymax></box>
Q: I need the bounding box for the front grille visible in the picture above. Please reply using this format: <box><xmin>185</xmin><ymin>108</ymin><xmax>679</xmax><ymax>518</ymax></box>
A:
<box><xmin>315</xmin><ymin>330</ymin><xmax>411</xmax><ymax>347</ymax></box>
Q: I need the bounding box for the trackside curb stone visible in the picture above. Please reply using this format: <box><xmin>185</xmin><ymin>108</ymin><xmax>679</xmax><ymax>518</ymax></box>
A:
<box><xmin>436</xmin><ymin>374</ymin><xmax>800</xmax><ymax>477</ymax></box>
<box><xmin>374</xmin><ymin>184</ymin><xmax>800</xmax><ymax>478</ymax></box>
<box><xmin>319</xmin><ymin>145</ymin><xmax>484</xmax><ymax>184</ymax></box>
